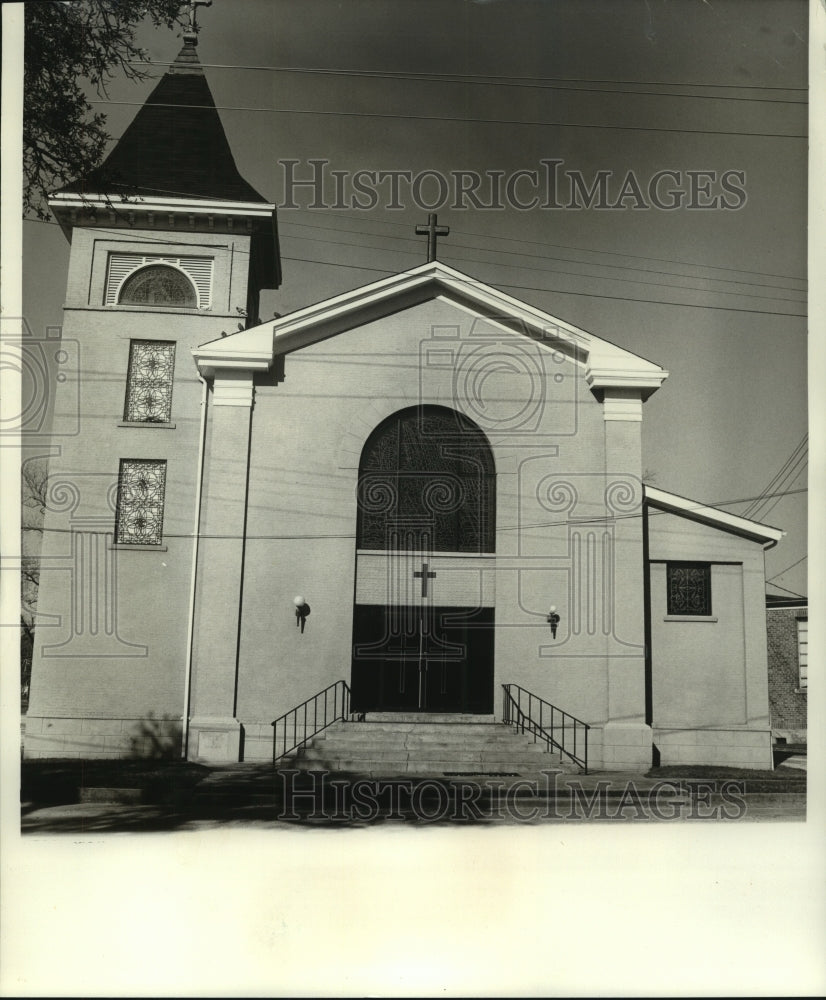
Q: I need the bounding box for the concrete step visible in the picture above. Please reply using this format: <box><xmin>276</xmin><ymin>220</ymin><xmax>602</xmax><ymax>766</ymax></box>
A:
<box><xmin>308</xmin><ymin>739</ymin><xmax>554</xmax><ymax>757</ymax></box>
<box><xmin>314</xmin><ymin>731</ymin><xmax>550</xmax><ymax>748</ymax></box>
<box><xmin>287</xmin><ymin>758</ymin><xmax>563</xmax><ymax>776</ymax></box>
<box><xmin>337</xmin><ymin>722</ymin><xmax>505</xmax><ymax>736</ymax></box>
<box><xmin>272</xmin><ymin>717</ymin><xmax>581</xmax><ymax>778</ymax></box>
<box><xmin>364</xmin><ymin>713</ymin><xmax>496</xmax><ymax>724</ymax></box>
<box><xmin>297</xmin><ymin>746</ymin><xmax>556</xmax><ymax>763</ymax></box>
<box><xmin>308</xmin><ymin>746</ymin><xmax>553</xmax><ymax>761</ymax></box>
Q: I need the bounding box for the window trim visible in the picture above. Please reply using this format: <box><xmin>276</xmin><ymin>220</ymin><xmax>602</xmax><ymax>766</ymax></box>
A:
<box><xmin>109</xmin><ymin>544</ymin><xmax>168</xmax><ymax>552</ymax></box>
<box><xmin>122</xmin><ymin>339</ymin><xmax>177</xmax><ymax>424</ymax></box>
<box><xmin>114</xmin><ymin>458</ymin><xmax>168</xmax><ymax>547</ymax></box>
<box><xmin>663</xmin><ymin>614</ymin><xmax>718</xmax><ymax>623</ymax></box>
<box><xmin>118</xmin><ymin>421</ymin><xmax>177</xmax><ymax>430</ymax></box>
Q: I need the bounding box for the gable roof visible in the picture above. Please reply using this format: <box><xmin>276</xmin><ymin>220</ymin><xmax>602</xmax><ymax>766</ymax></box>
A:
<box><xmin>193</xmin><ymin>260</ymin><xmax>669</xmax><ymax>397</ymax></box>
<box><xmin>645</xmin><ymin>486</ymin><xmax>784</xmax><ymax>547</ymax></box>
<box><xmin>766</xmin><ymin>593</ymin><xmax>807</xmax><ymax>608</ymax></box>
<box><xmin>56</xmin><ymin>37</ymin><xmax>267</xmax><ymax>205</ymax></box>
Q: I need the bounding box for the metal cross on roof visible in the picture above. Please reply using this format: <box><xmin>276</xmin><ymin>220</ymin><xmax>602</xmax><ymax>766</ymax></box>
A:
<box><xmin>415</xmin><ymin>213</ymin><xmax>449</xmax><ymax>262</ymax></box>
<box><xmin>187</xmin><ymin>0</ymin><xmax>213</xmax><ymax>33</ymax></box>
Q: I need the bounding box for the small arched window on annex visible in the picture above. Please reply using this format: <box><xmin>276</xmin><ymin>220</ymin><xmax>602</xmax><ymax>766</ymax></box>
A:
<box><xmin>117</xmin><ymin>263</ymin><xmax>197</xmax><ymax>308</ymax></box>
<box><xmin>356</xmin><ymin>404</ymin><xmax>496</xmax><ymax>554</ymax></box>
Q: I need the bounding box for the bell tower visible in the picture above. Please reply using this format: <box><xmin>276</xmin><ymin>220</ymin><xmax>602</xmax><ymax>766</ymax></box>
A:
<box><xmin>25</xmin><ymin>17</ymin><xmax>280</xmax><ymax>759</ymax></box>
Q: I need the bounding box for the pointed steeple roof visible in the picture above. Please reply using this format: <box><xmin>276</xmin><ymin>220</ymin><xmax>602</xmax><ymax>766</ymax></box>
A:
<box><xmin>60</xmin><ymin>36</ymin><xmax>267</xmax><ymax>204</ymax></box>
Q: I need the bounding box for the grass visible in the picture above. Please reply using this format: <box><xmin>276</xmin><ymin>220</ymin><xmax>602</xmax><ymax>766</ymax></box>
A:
<box><xmin>21</xmin><ymin>758</ymin><xmax>211</xmax><ymax>807</ymax></box>
<box><xmin>645</xmin><ymin>764</ymin><xmax>806</xmax><ymax>792</ymax></box>
<box><xmin>20</xmin><ymin>757</ymin><xmax>806</xmax><ymax>816</ymax></box>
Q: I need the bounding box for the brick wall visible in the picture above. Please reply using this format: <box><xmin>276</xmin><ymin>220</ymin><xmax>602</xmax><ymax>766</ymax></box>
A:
<box><xmin>766</xmin><ymin>607</ymin><xmax>807</xmax><ymax>736</ymax></box>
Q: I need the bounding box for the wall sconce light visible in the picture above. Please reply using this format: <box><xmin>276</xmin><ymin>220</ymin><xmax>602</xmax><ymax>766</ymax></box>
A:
<box><xmin>546</xmin><ymin>605</ymin><xmax>561</xmax><ymax>639</ymax></box>
<box><xmin>294</xmin><ymin>595</ymin><xmax>311</xmax><ymax>633</ymax></box>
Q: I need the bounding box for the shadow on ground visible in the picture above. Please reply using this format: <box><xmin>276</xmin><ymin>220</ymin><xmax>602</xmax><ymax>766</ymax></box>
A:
<box><xmin>22</xmin><ymin>763</ymin><xmax>567</xmax><ymax>831</ymax></box>
<box><xmin>20</xmin><ymin>760</ymin><xmax>807</xmax><ymax>833</ymax></box>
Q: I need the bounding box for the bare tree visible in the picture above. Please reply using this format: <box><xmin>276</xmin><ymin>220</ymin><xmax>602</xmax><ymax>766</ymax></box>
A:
<box><xmin>21</xmin><ymin>457</ymin><xmax>49</xmax><ymax>710</ymax></box>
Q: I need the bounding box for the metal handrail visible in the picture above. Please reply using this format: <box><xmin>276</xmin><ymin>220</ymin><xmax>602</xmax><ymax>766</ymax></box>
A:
<box><xmin>271</xmin><ymin>679</ymin><xmax>356</xmax><ymax>764</ymax></box>
<box><xmin>502</xmin><ymin>683</ymin><xmax>590</xmax><ymax>773</ymax></box>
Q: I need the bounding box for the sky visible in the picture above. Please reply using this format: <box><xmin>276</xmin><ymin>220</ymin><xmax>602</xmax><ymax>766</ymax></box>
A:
<box><xmin>22</xmin><ymin>0</ymin><xmax>809</xmax><ymax>595</ymax></box>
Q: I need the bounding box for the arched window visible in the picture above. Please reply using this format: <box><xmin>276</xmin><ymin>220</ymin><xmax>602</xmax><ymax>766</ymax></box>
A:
<box><xmin>118</xmin><ymin>264</ymin><xmax>197</xmax><ymax>308</ymax></box>
<box><xmin>357</xmin><ymin>405</ymin><xmax>496</xmax><ymax>553</ymax></box>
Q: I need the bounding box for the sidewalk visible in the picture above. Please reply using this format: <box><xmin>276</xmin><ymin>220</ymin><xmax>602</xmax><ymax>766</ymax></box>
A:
<box><xmin>19</xmin><ymin>760</ymin><xmax>807</xmax><ymax>832</ymax></box>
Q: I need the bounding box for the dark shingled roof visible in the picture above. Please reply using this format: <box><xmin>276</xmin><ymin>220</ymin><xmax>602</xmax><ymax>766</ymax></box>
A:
<box><xmin>59</xmin><ymin>38</ymin><xmax>269</xmax><ymax>204</ymax></box>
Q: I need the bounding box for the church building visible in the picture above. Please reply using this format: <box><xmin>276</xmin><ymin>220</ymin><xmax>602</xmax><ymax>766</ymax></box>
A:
<box><xmin>25</xmin><ymin>25</ymin><xmax>783</xmax><ymax>772</ymax></box>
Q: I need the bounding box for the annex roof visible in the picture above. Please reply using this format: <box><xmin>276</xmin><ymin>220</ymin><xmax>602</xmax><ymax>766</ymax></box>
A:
<box><xmin>645</xmin><ymin>485</ymin><xmax>784</xmax><ymax>547</ymax></box>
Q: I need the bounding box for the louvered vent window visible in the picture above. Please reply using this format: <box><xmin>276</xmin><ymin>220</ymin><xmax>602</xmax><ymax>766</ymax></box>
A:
<box><xmin>106</xmin><ymin>254</ymin><xmax>213</xmax><ymax>308</ymax></box>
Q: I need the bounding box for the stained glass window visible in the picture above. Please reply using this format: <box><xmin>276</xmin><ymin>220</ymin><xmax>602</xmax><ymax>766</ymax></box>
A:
<box><xmin>118</xmin><ymin>264</ymin><xmax>197</xmax><ymax>307</ymax></box>
<box><xmin>115</xmin><ymin>459</ymin><xmax>167</xmax><ymax>546</ymax></box>
<box><xmin>357</xmin><ymin>406</ymin><xmax>496</xmax><ymax>553</ymax></box>
<box><xmin>667</xmin><ymin>563</ymin><xmax>712</xmax><ymax>615</ymax></box>
<box><xmin>124</xmin><ymin>341</ymin><xmax>176</xmax><ymax>422</ymax></box>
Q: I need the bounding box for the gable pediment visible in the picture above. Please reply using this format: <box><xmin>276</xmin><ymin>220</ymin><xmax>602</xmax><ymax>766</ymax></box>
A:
<box><xmin>193</xmin><ymin>261</ymin><xmax>668</xmax><ymax>397</ymax></box>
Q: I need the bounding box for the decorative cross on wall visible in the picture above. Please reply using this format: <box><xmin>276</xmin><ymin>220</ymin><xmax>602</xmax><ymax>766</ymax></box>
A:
<box><xmin>413</xmin><ymin>562</ymin><xmax>437</xmax><ymax>598</ymax></box>
<box><xmin>415</xmin><ymin>213</ymin><xmax>449</xmax><ymax>262</ymax></box>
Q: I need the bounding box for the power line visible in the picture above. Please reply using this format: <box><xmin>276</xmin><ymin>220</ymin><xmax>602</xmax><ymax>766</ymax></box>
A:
<box><xmin>741</xmin><ymin>434</ymin><xmax>808</xmax><ymax>518</ymax></box>
<box><xmin>749</xmin><ymin>463</ymin><xmax>808</xmax><ymax>524</ymax></box>
<box><xmin>279</xmin><ymin>217</ymin><xmax>806</xmax><ymax>294</ymax></box>
<box><xmin>743</xmin><ymin>448</ymin><xmax>808</xmax><ymax>519</ymax></box>
<box><xmin>87</xmin><ymin>97</ymin><xmax>808</xmax><ymax>140</ymax></box>
<box><xmin>29</xmin><ymin>199</ymin><xmax>807</xmax><ymax>287</ymax></box>
<box><xmin>133</xmin><ymin>59</ymin><xmax>808</xmax><ymax>92</ymax></box>
<box><xmin>279</xmin><ymin>254</ymin><xmax>807</xmax><ymax>318</ymax></box>
<box><xmin>292</xmin><ymin>209</ymin><xmax>807</xmax><ymax>284</ymax></box>
<box><xmin>33</xmin><ymin>487</ymin><xmax>804</xmax><ymax>539</ymax></box>
<box><xmin>767</xmin><ymin>554</ymin><xmax>807</xmax><ymax>582</ymax></box>
<box><xmin>135</xmin><ymin>60</ymin><xmax>809</xmax><ymax>106</ymax></box>
<box><xmin>767</xmin><ymin>581</ymin><xmax>807</xmax><ymax>599</ymax></box>
<box><xmin>748</xmin><ymin>450</ymin><xmax>808</xmax><ymax>519</ymax></box>
<box><xmin>23</xmin><ymin>218</ymin><xmax>808</xmax><ymax>317</ymax></box>
<box><xmin>279</xmin><ymin>227</ymin><xmax>806</xmax><ymax>305</ymax></box>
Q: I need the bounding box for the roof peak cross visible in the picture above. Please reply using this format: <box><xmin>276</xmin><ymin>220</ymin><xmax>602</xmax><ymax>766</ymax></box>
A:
<box><xmin>184</xmin><ymin>0</ymin><xmax>213</xmax><ymax>44</ymax></box>
<box><xmin>415</xmin><ymin>213</ymin><xmax>449</xmax><ymax>262</ymax></box>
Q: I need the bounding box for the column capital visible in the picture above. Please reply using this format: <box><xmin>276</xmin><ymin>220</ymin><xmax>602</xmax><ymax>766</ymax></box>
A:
<box><xmin>213</xmin><ymin>368</ymin><xmax>255</xmax><ymax>407</ymax></box>
<box><xmin>600</xmin><ymin>387</ymin><xmax>643</xmax><ymax>422</ymax></box>
<box><xmin>585</xmin><ymin>363</ymin><xmax>667</xmax><ymax>404</ymax></box>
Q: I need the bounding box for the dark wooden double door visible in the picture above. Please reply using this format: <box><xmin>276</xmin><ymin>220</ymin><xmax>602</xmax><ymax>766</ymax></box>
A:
<box><xmin>350</xmin><ymin>405</ymin><xmax>497</xmax><ymax>714</ymax></box>
<box><xmin>351</xmin><ymin>602</ymin><xmax>494</xmax><ymax>713</ymax></box>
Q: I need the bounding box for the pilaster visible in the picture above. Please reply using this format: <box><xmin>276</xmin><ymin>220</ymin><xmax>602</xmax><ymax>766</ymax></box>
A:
<box><xmin>188</xmin><ymin>368</ymin><xmax>255</xmax><ymax>761</ymax></box>
<box><xmin>601</xmin><ymin>387</ymin><xmax>650</xmax><ymax>769</ymax></box>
